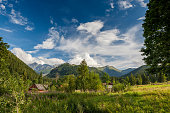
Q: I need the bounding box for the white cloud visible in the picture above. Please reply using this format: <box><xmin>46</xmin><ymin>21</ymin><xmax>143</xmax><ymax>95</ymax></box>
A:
<box><xmin>56</xmin><ymin>20</ymin><xmax>144</xmax><ymax>69</ymax></box>
<box><xmin>9</xmin><ymin>9</ymin><xmax>28</xmax><ymax>25</ymax></box>
<box><xmin>77</xmin><ymin>20</ymin><xmax>104</xmax><ymax>35</ymax></box>
<box><xmin>34</xmin><ymin>26</ymin><xmax>60</xmax><ymax>49</ymax></box>
<box><xmin>118</xmin><ymin>1</ymin><xmax>133</xmax><ymax>9</ymax></box>
<box><xmin>11</xmin><ymin>48</ymin><xmax>65</xmax><ymax>65</ymax></box>
<box><xmin>11</xmin><ymin>48</ymin><xmax>36</xmax><ymax>64</ymax></box>
<box><xmin>96</xmin><ymin>29</ymin><xmax>120</xmax><ymax>45</ymax></box>
<box><xmin>137</xmin><ymin>16</ymin><xmax>145</xmax><ymax>20</ymax></box>
<box><xmin>69</xmin><ymin>53</ymin><xmax>101</xmax><ymax>67</ymax></box>
<box><xmin>38</xmin><ymin>57</ymin><xmax>65</xmax><ymax>65</ymax></box>
<box><xmin>25</xmin><ymin>26</ymin><xmax>34</xmax><ymax>31</ymax></box>
<box><xmin>110</xmin><ymin>2</ymin><xmax>114</xmax><ymax>9</ymax></box>
<box><xmin>136</xmin><ymin>0</ymin><xmax>147</xmax><ymax>7</ymax></box>
<box><xmin>0</xmin><ymin>1</ymin><xmax>34</xmax><ymax>30</ymax></box>
<box><xmin>26</xmin><ymin>50</ymin><xmax>39</xmax><ymax>54</ymax></box>
<box><xmin>0</xmin><ymin>27</ymin><xmax>12</xmax><ymax>32</ymax></box>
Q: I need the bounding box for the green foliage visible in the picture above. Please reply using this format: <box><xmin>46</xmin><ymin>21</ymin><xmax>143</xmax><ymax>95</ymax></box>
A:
<box><xmin>136</xmin><ymin>74</ymin><xmax>142</xmax><ymax>85</ymax></box>
<box><xmin>102</xmin><ymin>72</ymin><xmax>110</xmax><ymax>84</ymax></box>
<box><xmin>142</xmin><ymin>73</ymin><xmax>150</xmax><ymax>84</ymax></box>
<box><xmin>23</xmin><ymin>84</ymin><xmax>170</xmax><ymax>113</ymax></box>
<box><xmin>112</xmin><ymin>83</ymin><xmax>126</xmax><ymax>92</ymax></box>
<box><xmin>129</xmin><ymin>73</ymin><xmax>136</xmax><ymax>85</ymax></box>
<box><xmin>0</xmin><ymin>37</ymin><xmax>51</xmax><ymax>112</ymax></box>
<box><xmin>158</xmin><ymin>73</ymin><xmax>167</xmax><ymax>83</ymax></box>
<box><xmin>124</xmin><ymin>65</ymin><xmax>149</xmax><ymax>77</ymax></box>
<box><xmin>89</xmin><ymin>71</ymin><xmax>103</xmax><ymax>91</ymax></box>
<box><xmin>47</xmin><ymin>63</ymin><xmax>106</xmax><ymax>78</ymax></box>
<box><xmin>141</xmin><ymin>0</ymin><xmax>170</xmax><ymax>76</ymax></box>
<box><xmin>77</xmin><ymin>59</ymin><xmax>89</xmax><ymax>91</ymax></box>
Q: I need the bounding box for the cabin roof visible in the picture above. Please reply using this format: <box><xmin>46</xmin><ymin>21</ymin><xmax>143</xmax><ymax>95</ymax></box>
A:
<box><xmin>35</xmin><ymin>84</ymin><xmax>46</xmax><ymax>90</ymax></box>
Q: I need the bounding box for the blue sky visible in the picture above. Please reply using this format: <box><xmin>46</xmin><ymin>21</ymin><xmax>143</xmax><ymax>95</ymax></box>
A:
<box><xmin>0</xmin><ymin>0</ymin><xmax>149</xmax><ymax>69</ymax></box>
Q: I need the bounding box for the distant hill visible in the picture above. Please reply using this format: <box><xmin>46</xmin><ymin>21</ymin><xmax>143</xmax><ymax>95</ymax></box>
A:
<box><xmin>29</xmin><ymin>62</ymin><xmax>54</xmax><ymax>75</ymax></box>
<box><xmin>97</xmin><ymin>66</ymin><xmax>135</xmax><ymax>77</ymax></box>
<box><xmin>6</xmin><ymin>51</ymin><xmax>40</xmax><ymax>81</ymax></box>
<box><xmin>47</xmin><ymin>63</ymin><xmax>136</xmax><ymax>78</ymax></box>
<box><xmin>47</xmin><ymin>63</ymin><xmax>105</xmax><ymax>78</ymax></box>
<box><xmin>123</xmin><ymin>65</ymin><xmax>149</xmax><ymax>77</ymax></box>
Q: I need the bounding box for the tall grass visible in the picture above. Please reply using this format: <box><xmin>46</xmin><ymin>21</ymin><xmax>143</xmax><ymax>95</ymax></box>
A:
<box><xmin>22</xmin><ymin>84</ymin><xmax>170</xmax><ymax>113</ymax></box>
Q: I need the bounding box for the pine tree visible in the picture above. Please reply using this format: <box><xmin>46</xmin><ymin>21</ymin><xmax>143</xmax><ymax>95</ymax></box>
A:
<box><xmin>129</xmin><ymin>73</ymin><xmax>136</xmax><ymax>85</ymax></box>
<box><xmin>141</xmin><ymin>0</ymin><xmax>170</xmax><ymax>76</ymax></box>
<box><xmin>102</xmin><ymin>72</ymin><xmax>110</xmax><ymax>84</ymax></box>
<box><xmin>77</xmin><ymin>59</ymin><xmax>89</xmax><ymax>91</ymax></box>
<box><xmin>137</xmin><ymin>74</ymin><xmax>142</xmax><ymax>85</ymax></box>
<box><xmin>142</xmin><ymin>73</ymin><xmax>150</xmax><ymax>84</ymax></box>
<box><xmin>158</xmin><ymin>73</ymin><xmax>166</xmax><ymax>83</ymax></box>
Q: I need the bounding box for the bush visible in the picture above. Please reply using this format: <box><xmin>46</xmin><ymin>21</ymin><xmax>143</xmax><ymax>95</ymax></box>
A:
<box><xmin>112</xmin><ymin>83</ymin><xmax>126</xmax><ymax>92</ymax></box>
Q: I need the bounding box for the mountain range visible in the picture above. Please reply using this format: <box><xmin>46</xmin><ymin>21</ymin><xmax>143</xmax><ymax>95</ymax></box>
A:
<box><xmin>28</xmin><ymin>62</ymin><xmax>148</xmax><ymax>78</ymax></box>
<box><xmin>28</xmin><ymin>62</ymin><xmax>55</xmax><ymax>75</ymax></box>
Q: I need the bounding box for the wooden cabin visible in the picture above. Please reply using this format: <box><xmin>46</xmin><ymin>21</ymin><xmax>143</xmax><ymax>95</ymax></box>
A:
<box><xmin>29</xmin><ymin>84</ymin><xmax>48</xmax><ymax>93</ymax></box>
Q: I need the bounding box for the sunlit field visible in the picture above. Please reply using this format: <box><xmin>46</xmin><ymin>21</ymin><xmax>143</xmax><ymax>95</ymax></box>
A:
<box><xmin>22</xmin><ymin>82</ymin><xmax>170</xmax><ymax>113</ymax></box>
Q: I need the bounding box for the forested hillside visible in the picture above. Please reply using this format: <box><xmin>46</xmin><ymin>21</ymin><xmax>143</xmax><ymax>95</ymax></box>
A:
<box><xmin>124</xmin><ymin>65</ymin><xmax>149</xmax><ymax>77</ymax></box>
<box><xmin>47</xmin><ymin>63</ymin><xmax>136</xmax><ymax>78</ymax></box>
<box><xmin>6</xmin><ymin>52</ymin><xmax>40</xmax><ymax>81</ymax></box>
<box><xmin>47</xmin><ymin>63</ymin><xmax>105</xmax><ymax>78</ymax></box>
<box><xmin>97</xmin><ymin>66</ymin><xmax>135</xmax><ymax>77</ymax></box>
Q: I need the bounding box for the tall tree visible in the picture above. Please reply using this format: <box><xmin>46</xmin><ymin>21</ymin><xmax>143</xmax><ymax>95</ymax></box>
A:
<box><xmin>68</xmin><ymin>75</ymin><xmax>76</xmax><ymax>93</ymax></box>
<box><xmin>89</xmin><ymin>71</ymin><xmax>103</xmax><ymax>91</ymax></box>
<box><xmin>141</xmin><ymin>0</ymin><xmax>170</xmax><ymax>76</ymax></box>
<box><xmin>158</xmin><ymin>73</ymin><xmax>166</xmax><ymax>83</ymax></box>
<box><xmin>137</xmin><ymin>74</ymin><xmax>142</xmax><ymax>85</ymax></box>
<box><xmin>77</xmin><ymin>59</ymin><xmax>89</xmax><ymax>91</ymax></box>
<box><xmin>102</xmin><ymin>72</ymin><xmax>110</xmax><ymax>84</ymax></box>
<box><xmin>129</xmin><ymin>73</ymin><xmax>136</xmax><ymax>85</ymax></box>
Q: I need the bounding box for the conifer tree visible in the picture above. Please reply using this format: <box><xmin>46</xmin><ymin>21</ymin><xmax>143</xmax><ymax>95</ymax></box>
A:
<box><xmin>129</xmin><ymin>73</ymin><xmax>136</xmax><ymax>85</ymax></box>
<box><xmin>77</xmin><ymin>59</ymin><xmax>89</xmax><ymax>91</ymax></box>
<box><xmin>141</xmin><ymin>0</ymin><xmax>170</xmax><ymax>76</ymax></box>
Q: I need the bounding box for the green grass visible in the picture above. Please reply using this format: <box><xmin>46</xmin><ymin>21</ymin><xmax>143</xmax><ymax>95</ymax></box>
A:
<box><xmin>21</xmin><ymin>83</ymin><xmax>170</xmax><ymax>113</ymax></box>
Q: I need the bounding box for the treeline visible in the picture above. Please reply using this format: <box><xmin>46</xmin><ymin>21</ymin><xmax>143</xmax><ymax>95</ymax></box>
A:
<box><xmin>49</xmin><ymin>59</ymin><xmax>168</xmax><ymax>93</ymax></box>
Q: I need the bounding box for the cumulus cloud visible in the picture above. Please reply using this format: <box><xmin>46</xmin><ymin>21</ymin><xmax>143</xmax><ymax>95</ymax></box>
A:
<box><xmin>34</xmin><ymin>26</ymin><xmax>60</xmax><ymax>49</ymax></box>
<box><xmin>37</xmin><ymin>57</ymin><xmax>65</xmax><ymax>65</ymax></box>
<box><xmin>118</xmin><ymin>0</ymin><xmax>133</xmax><ymax>9</ymax></box>
<box><xmin>69</xmin><ymin>53</ymin><xmax>101</xmax><ymax>67</ymax></box>
<box><xmin>56</xmin><ymin>20</ymin><xmax>144</xmax><ymax>69</ymax></box>
<box><xmin>136</xmin><ymin>0</ymin><xmax>147</xmax><ymax>7</ymax></box>
<box><xmin>96</xmin><ymin>29</ymin><xmax>120</xmax><ymax>45</ymax></box>
<box><xmin>11</xmin><ymin>48</ymin><xmax>65</xmax><ymax>65</ymax></box>
<box><xmin>0</xmin><ymin>27</ymin><xmax>12</xmax><ymax>32</ymax></box>
<box><xmin>77</xmin><ymin>20</ymin><xmax>104</xmax><ymax>35</ymax></box>
<box><xmin>11</xmin><ymin>48</ymin><xmax>36</xmax><ymax>64</ymax></box>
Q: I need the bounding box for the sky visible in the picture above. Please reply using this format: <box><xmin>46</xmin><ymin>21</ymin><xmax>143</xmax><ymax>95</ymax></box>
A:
<box><xmin>0</xmin><ymin>0</ymin><xmax>149</xmax><ymax>70</ymax></box>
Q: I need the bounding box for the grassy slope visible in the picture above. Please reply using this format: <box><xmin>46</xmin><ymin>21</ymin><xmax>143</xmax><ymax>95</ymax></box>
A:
<box><xmin>23</xmin><ymin>82</ymin><xmax>170</xmax><ymax>113</ymax></box>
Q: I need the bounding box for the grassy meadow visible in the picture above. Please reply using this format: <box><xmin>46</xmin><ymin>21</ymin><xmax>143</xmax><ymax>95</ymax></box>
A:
<box><xmin>22</xmin><ymin>82</ymin><xmax>170</xmax><ymax>113</ymax></box>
